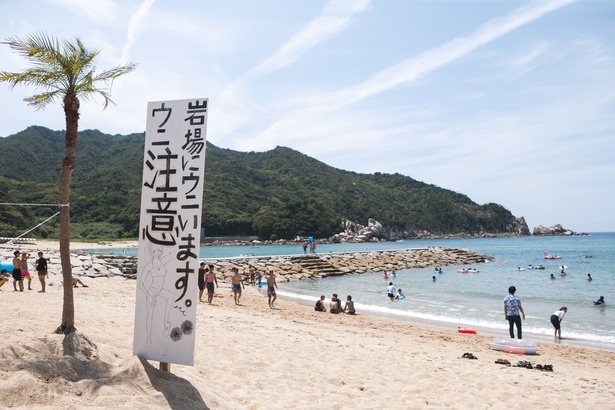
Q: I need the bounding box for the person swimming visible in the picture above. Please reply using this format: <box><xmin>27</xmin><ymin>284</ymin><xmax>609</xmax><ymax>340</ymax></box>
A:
<box><xmin>594</xmin><ymin>296</ymin><xmax>605</xmax><ymax>306</ymax></box>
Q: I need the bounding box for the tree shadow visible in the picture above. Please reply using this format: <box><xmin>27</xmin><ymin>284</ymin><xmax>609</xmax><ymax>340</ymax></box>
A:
<box><xmin>139</xmin><ymin>357</ymin><xmax>209</xmax><ymax>410</ymax></box>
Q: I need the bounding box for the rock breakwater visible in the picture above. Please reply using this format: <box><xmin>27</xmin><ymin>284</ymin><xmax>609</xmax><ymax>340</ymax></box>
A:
<box><xmin>1</xmin><ymin>247</ymin><xmax>491</xmax><ymax>284</ymax></box>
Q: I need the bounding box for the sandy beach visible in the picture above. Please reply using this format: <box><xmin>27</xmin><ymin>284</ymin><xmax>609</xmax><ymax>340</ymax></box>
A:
<box><xmin>1</xmin><ymin>242</ymin><xmax>614</xmax><ymax>409</ymax></box>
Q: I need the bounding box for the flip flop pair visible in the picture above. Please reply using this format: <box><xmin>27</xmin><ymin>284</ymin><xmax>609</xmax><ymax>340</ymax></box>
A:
<box><xmin>495</xmin><ymin>358</ymin><xmax>511</xmax><ymax>366</ymax></box>
<box><xmin>535</xmin><ymin>364</ymin><xmax>554</xmax><ymax>372</ymax></box>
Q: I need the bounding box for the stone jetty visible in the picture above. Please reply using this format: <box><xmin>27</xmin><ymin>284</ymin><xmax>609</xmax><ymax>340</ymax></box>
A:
<box><xmin>1</xmin><ymin>247</ymin><xmax>491</xmax><ymax>284</ymax></box>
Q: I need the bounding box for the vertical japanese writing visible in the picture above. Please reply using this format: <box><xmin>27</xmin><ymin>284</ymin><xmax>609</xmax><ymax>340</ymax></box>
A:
<box><xmin>135</xmin><ymin>98</ymin><xmax>208</xmax><ymax>366</ymax></box>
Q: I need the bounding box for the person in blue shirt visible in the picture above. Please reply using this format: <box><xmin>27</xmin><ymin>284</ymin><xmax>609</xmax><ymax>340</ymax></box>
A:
<box><xmin>503</xmin><ymin>286</ymin><xmax>526</xmax><ymax>339</ymax></box>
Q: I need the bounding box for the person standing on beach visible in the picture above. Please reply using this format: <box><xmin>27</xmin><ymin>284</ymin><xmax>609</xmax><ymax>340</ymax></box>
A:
<box><xmin>205</xmin><ymin>265</ymin><xmax>218</xmax><ymax>304</ymax></box>
<box><xmin>248</xmin><ymin>265</ymin><xmax>255</xmax><ymax>286</ymax></box>
<box><xmin>231</xmin><ymin>267</ymin><xmax>245</xmax><ymax>305</ymax></box>
<box><xmin>35</xmin><ymin>251</ymin><xmax>48</xmax><ymax>293</ymax></box>
<box><xmin>12</xmin><ymin>250</ymin><xmax>23</xmax><ymax>291</ymax></box>
<box><xmin>197</xmin><ymin>262</ymin><xmax>207</xmax><ymax>302</ymax></box>
<box><xmin>20</xmin><ymin>252</ymin><xmax>32</xmax><ymax>290</ymax></box>
<box><xmin>267</xmin><ymin>270</ymin><xmax>278</xmax><ymax>308</ymax></box>
<box><xmin>503</xmin><ymin>286</ymin><xmax>525</xmax><ymax>339</ymax></box>
<box><xmin>550</xmin><ymin>307</ymin><xmax>567</xmax><ymax>339</ymax></box>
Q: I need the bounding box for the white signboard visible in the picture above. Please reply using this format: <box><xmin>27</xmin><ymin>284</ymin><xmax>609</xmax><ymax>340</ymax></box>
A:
<box><xmin>133</xmin><ymin>98</ymin><xmax>208</xmax><ymax>366</ymax></box>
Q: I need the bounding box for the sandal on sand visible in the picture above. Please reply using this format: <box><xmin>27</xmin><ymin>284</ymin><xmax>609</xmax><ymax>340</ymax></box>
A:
<box><xmin>542</xmin><ymin>364</ymin><xmax>554</xmax><ymax>372</ymax></box>
<box><xmin>495</xmin><ymin>358</ymin><xmax>511</xmax><ymax>366</ymax></box>
<box><xmin>462</xmin><ymin>353</ymin><xmax>478</xmax><ymax>360</ymax></box>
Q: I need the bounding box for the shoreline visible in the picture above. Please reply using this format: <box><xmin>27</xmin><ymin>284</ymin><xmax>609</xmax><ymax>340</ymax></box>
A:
<box><xmin>2</xmin><ymin>239</ymin><xmax>612</xmax><ymax>353</ymax></box>
<box><xmin>1</xmin><ymin>276</ymin><xmax>613</xmax><ymax>408</ymax></box>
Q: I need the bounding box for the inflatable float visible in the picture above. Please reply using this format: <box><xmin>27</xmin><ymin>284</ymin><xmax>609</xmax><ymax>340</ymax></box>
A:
<box><xmin>0</xmin><ymin>261</ymin><xmax>13</xmax><ymax>273</ymax></box>
<box><xmin>457</xmin><ymin>326</ymin><xmax>476</xmax><ymax>334</ymax></box>
<box><xmin>543</xmin><ymin>252</ymin><xmax>562</xmax><ymax>260</ymax></box>
<box><xmin>490</xmin><ymin>337</ymin><xmax>538</xmax><ymax>355</ymax></box>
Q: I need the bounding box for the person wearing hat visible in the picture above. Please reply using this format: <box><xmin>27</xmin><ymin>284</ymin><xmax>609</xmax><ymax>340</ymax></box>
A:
<box><xmin>12</xmin><ymin>250</ymin><xmax>24</xmax><ymax>291</ymax></box>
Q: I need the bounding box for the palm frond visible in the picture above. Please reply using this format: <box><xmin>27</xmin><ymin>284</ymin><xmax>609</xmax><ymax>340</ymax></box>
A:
<box><xmin>1</xmin><ymin>32</ymin><xmax>135</xmax><ymax>111</ymax></box>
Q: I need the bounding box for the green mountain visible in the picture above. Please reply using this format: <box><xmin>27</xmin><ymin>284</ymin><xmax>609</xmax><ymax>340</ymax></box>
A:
<box><xmin>0</xmin><ymin>126</ymin><xmax>527</xmax><ymax>241</ymax></box>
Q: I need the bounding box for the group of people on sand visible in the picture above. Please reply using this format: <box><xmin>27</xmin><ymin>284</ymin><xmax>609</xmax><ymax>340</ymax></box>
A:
<box><xmin>314</xmin><ymin>293</ymin><xmax>355</xmax><ymax>314</ymax></box>
<box><xmin>1</xmin><ymin>250</ymin><xmax>88</xmax><ymax>293</ymax></box>
<box><xmin>197</xmin><ymin>263</ymin><xmax>279</xmax><ymax>308</ymax></box>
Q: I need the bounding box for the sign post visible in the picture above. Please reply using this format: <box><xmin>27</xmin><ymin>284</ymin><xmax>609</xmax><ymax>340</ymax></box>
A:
<box><xmin>133</xmin><ymin>98</ymin><xmax>208</xmax><ymax>368</ymax></box>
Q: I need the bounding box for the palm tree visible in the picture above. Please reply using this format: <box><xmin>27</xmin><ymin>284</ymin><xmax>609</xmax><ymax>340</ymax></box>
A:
<box><xmin>0</xmin><ymin>33</ymin><xmax>136</xmax><ymax>334</ymax></box>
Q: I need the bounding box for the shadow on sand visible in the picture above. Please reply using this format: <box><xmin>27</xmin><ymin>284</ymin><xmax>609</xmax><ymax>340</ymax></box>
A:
<box><xmin>139</xmin><ymin>357</ymin><xmax>209</xmax><ymax>410</ymax></box>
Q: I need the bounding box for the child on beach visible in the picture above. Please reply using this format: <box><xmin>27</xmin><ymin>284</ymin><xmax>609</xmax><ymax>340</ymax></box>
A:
<box><xmin>314</xmin><ymin>295</ymin><xmax>327</xmax><ymax>312</ymax></box>
<box><xmin>231</xmin><ymin>267</ymin><xmax>245</xmax><ymax>305</ymax></box>
<box><xmin>395</xmin><ymin>289</ymin><xmax>405</xmax><ymax>300</ymax></box>
<box><xmin>550</xmin><ymin>307</ymin><xmax>567</xmax><ymax>338</ymax></box>
<box><xmin>387</xmin><ymin>282</ymin><xmax>396</xmax><ymax>301</ymax></box>
<box><xmin>267</xmin><ymin>270</ymin><xmax>278</xmax><ymax>308</ymax></box>
<box><xmin>0</xmin><ymin>269</ymin><xmax>10</xmax><ymax>289</ymax></box>
<box><xmin>344</xmin><ymin>295</ymin><xmax>356</xmax><ymax>315</ymax></box>
<box><xmin>36</xmin><ymin>251</ymin><xmax>48</xmax><ymax>293</ymax></box>
<box><xmin>329</xmin><ymin>294</ymin><xmax>340</xmax><ymax>314</ymax></box>
<box><xmin>21</xmin><ymin>252</ymin><xmax>32</xmax><ymax>290</ymax></box>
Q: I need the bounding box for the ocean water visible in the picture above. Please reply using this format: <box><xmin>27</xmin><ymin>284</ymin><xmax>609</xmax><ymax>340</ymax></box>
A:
<box><xmin>91</xmin><ymin>233</ymin><xmax>614</xmax><ymax>351</ymax></box>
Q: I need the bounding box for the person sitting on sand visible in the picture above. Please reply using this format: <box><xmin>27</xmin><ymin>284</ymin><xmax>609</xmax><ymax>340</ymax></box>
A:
<box><xmin>344</xmin><ymin>295</ymin><xmax>356</xmax><ymax>315</ymax></box>
<box><xmin>314</xmin><ymin>295</ymin><xmax>327</xmax><ymax>312</ymax></box>
<box><xmin>0</xmin><ymin>269</ymin><xmax>11</xmax><ymax>289</ymax></box>
<box><xmin>387</xmin><ymin>282</ymin><xmax>396</xmax><ymax>301</ymax></box>
<box><xmin>72</xmin><ymin>277</ymin><xmax>88</xmax><ymax>287</ymax></box>
<box><xmin>395</xmin><ymin>289</ymin><xmax>405</xmax><ymax>300</ymax></box>
<box><xmin>594</xmin><ymin>296</ymin><xmax>605</xmax><ymax>306</ymax></box>
<box><xmin>330</xmin><ymin>293</ymin><xmax>341</xmax><ymax>314</ymax></box>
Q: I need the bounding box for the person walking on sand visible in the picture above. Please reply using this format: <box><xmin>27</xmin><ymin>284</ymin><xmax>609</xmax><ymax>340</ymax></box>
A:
<box><xmin>550</xmin><ymin>306</ymin><xmax>567</xmax><ymax>339</ymax></box>
<box><xmin>248</xmin><ymin>265</ymin><xmax>255</xmax><ymax>286</ymax></box>
<box><xmin>503</xmin><ymin>286</ymin><xmax>525</xmax><ymax>339</ymax></box>
<box><xmin>12</xmin><ymin>250</ymin><xmax>23</xmax><ymax>291</ymax></box>
<box><xmin>35</xmin><ymin>251</ymin><xmax>48</xmax><ymax>293</ymax></box>
<box><xmin>231</xmin><ymin>267</ymin><xmax>245</xmax><ymax>305</ymax></box>
<box><xmin>205</xmin><ymin>265</ymin><xmax>218</xmax><ymax>304</ymax></box>
<box><xmin>197</xmin><ymin>262</ymin><xmax>207</xmax><ymax>302</ymax></box>
<box><xmin>344</xmin><ymin>295</ymin><xmax>356</xmax><ymax>315</ymax></box>
<box><xmin>267</xmin><ymin>270</ymin><xmax>278</xmax><ymax>308</ymax></box>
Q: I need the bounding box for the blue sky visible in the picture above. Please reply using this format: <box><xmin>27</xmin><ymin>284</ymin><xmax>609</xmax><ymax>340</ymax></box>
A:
<box><xmin>1</xmin><ymin>0</ymin><xmax>614</xmax><ymax>232</ymax></box>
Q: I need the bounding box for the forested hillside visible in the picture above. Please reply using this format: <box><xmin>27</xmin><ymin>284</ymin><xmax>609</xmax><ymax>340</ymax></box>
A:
<box><xmin>0</xmin><ymin>126</ymin><xmax>525</xmax><ymax>240</ymax></box>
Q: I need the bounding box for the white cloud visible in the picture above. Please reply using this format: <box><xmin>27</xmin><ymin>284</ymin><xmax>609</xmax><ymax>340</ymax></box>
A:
<box><xmin>121</xmin><ymin>0</ymin><xmax>156</xmax><ymax>61</ymax></box>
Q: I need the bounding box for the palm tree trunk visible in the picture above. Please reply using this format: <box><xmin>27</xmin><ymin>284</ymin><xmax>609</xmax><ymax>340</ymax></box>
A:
<box><xmin>55</xmin><ymin>93</ymin><xmax>79</xmax><ymax>334</ymax></box>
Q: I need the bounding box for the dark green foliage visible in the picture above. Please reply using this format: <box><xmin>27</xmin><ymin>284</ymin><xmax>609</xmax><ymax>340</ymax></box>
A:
<box><xmin>0</xmin><ymin>126</ymin><xmax>521</xmax><ymax>240</ymax></box>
